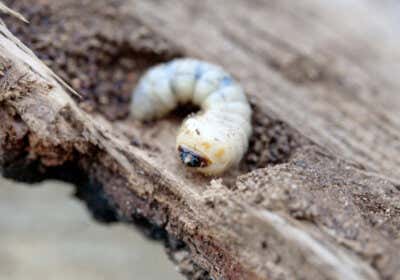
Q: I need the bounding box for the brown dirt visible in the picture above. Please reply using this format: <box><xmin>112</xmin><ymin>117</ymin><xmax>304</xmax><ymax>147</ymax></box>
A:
<box><xmin>3</xmin><ymin>0</ymin><xmax>178</xmax><ymax>120</ymax></box>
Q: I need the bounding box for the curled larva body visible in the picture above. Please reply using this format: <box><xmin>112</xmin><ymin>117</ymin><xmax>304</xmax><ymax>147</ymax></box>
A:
<box><xmin>131</xmin><ymin>58</ymin><xmax>252</xmax><ymax>175</ymax></box>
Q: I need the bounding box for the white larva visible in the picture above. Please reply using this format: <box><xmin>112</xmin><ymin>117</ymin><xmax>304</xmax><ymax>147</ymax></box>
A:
<box><xmin>131</xmin><ymin>58</ymin><xmax>252</xmax><ymax>175</ymax></box>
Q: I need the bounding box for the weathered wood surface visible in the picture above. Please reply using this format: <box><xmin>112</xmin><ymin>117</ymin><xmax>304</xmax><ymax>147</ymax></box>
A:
<box><xmin>0</xmin><ymin>1</ymin><xmax>399</xmax><ymax>280</ymax></box>
<box><xmin>132</xmin><ymin>0</ymin><xmax>400</xmax><ymax>182</ymax></box>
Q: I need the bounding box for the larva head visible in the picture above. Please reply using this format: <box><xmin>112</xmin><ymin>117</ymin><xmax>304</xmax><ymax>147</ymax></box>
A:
<box><xmin>178</xmin><ymin>145</ymin><xmax>211</xmax><ymax>168</ymax></box>
<box><xmin>176</xmin><ymin>116</ymin><xmax>237</xmax><ymax>175</ymax></box>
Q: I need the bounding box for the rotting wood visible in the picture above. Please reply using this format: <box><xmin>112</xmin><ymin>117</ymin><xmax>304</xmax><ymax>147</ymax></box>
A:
<box><xmin>131</xmin><ymin>0</ymin><xmax>400</xmax><ymax>183</ymax></box>
<box><xmin>0</xmin><ymin>1</ymin><xmax>399</xmax><ymax>280</ymax></box>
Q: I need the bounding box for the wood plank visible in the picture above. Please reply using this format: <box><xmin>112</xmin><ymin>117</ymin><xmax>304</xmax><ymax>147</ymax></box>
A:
<box><xmin>131</xmin><ymin>0</ymin><xmax>400</xmax><ymax>181</ymax></box>
<box><xmin>0</xmin><ymin>1</ymin><xmax>399</xmax><ymax>279</ymax></box>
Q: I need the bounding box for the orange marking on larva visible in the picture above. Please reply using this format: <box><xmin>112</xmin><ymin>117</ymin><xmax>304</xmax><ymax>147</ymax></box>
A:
<box><xmin>201</xmin><ymin>142</ymin><xmax>211</xmax><ymax>150</ymax></box>
<box><xmin>215</xmin><ymin>148</ymin><xmax>225</xmax><ymax>159</ymax></box>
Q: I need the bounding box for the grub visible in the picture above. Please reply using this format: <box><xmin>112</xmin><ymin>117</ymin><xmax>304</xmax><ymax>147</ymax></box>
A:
<box><xmin>1</xmin><ymin>1</ymin><xmax>400</xmax><ymax>279</ymax></box>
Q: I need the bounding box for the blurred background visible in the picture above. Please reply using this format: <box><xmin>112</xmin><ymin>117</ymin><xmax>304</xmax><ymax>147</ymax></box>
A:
<box><xmin>0</xmin><ymin>178</ymin><xmax>184</xmax><ymax>280</ymax></box>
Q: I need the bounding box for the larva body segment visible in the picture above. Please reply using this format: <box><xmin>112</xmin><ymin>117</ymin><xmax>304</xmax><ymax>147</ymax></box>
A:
<box><xmin>131</xmin><ymin>58</ymin><xmax>252</xmax><ymax>175</ymax></box>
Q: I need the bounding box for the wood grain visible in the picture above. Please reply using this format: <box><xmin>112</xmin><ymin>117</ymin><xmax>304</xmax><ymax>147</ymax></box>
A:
<box><xmin>131</xmin><ymin>0</ymin><xmax>400</xmax><ymax>182</ymax></box>
<box><xmin>0</xmin><ymin>1</ymin><xmax>399</xmax><ymax>279</ymax></box>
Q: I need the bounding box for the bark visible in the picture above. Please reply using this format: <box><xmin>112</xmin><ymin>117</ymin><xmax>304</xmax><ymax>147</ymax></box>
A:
<box><xmin>0</xmin><ymin>1</ymin><xmax>399</xmax><ymax>279</ymax></box>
